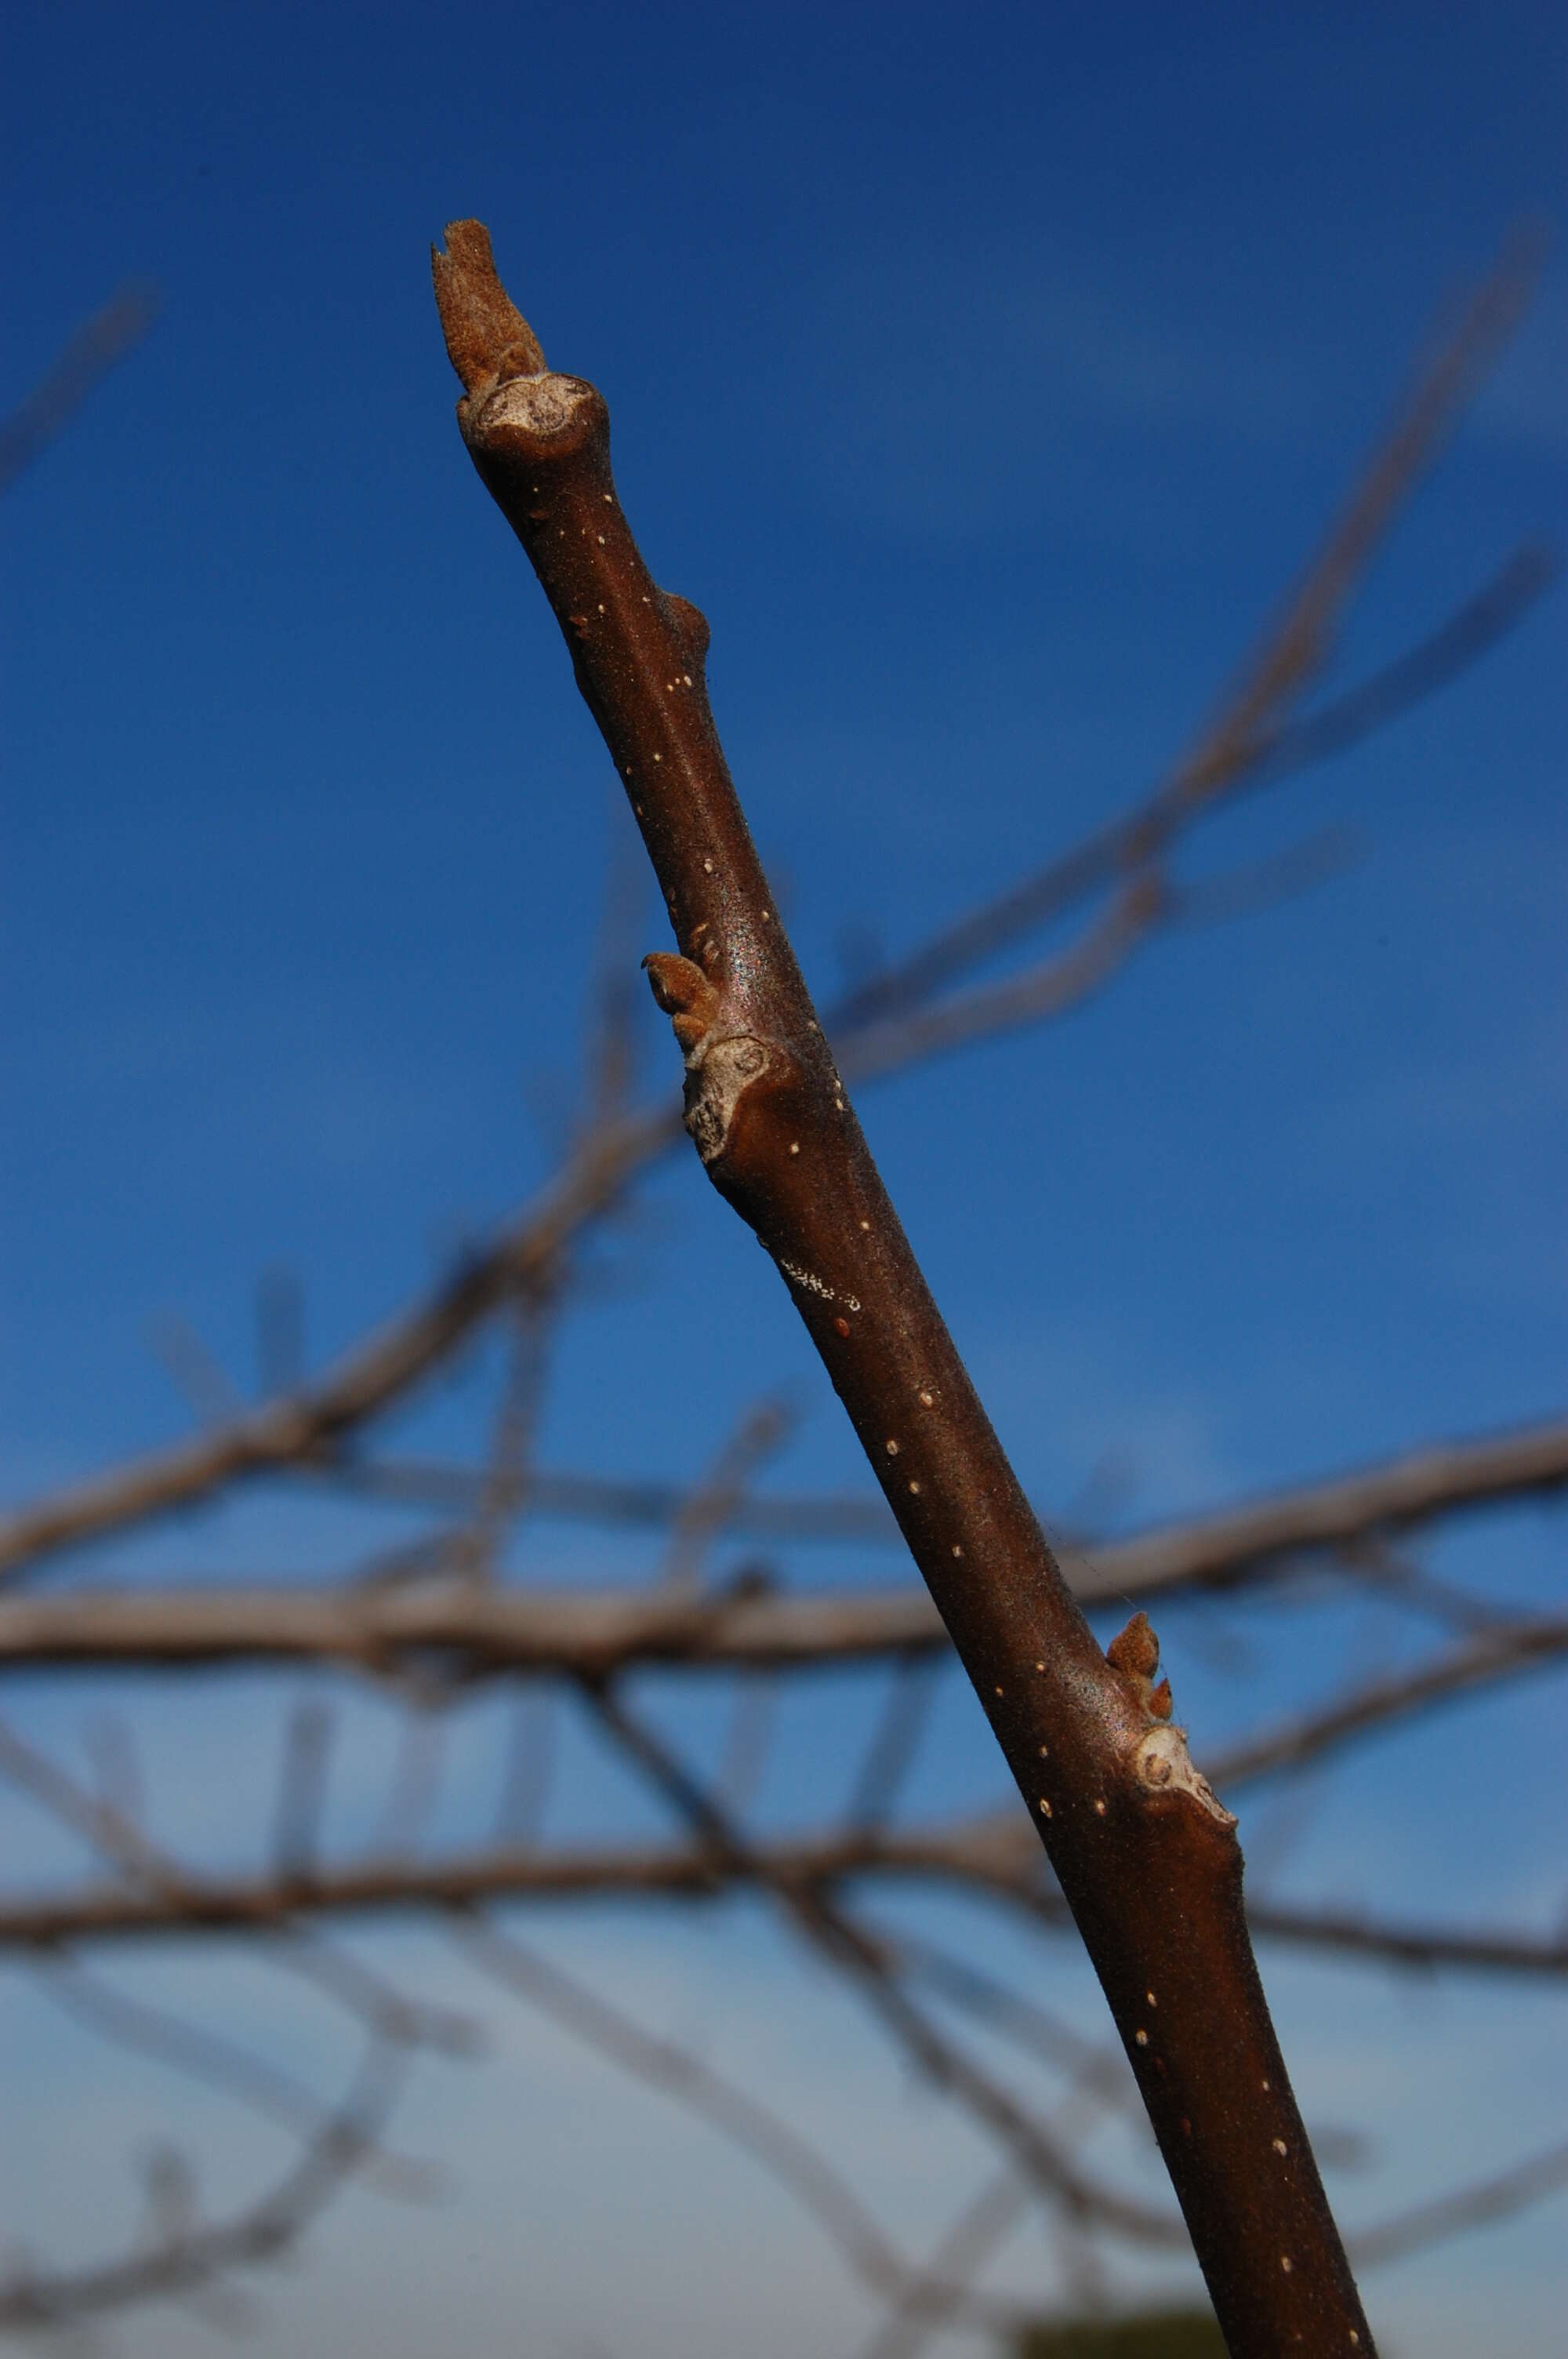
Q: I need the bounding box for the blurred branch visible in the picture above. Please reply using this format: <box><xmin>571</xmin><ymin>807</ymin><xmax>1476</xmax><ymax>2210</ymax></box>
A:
<box><xmin>0</xmin><ymin>2037</ymin><xmax>408</xmax><ymax>2335</ymax></box>
<box><xmin>1208</xmin><ymin>1615</ymin><xmax>1568</xmax><ymax>1790</ymax></box>
<box><xmin>854</xmin><ymin>2170</ymin><xmax>1028</xmax><ymax>2359</ymax></box>
<box><xmin>452</xmin><ymin>1910</ymin><xmax>1025</xmax><ymax>2335</ymax></box>
<box><xmin>0</xmin><ymin>1107</ymin><xmax>670</xmax><ymax>1585</ymax></box>
<box><xmin>0</xmin><ymin>1714</ymin><xmax>479</xmax><ymax>2055</ymax></box>
<box><xmin>6</xmin><ymin>1816</ymin><xmax>1566</xmax><ymax>1986</ymax></box>
<box><xmin>1350</xmin><ymin>2135</ymin><xmax>1568</xmax><ymax>2268</ymax></box>
<box><xmin>1</xmin><ymin>283</ymin><xmax>158</xmax><ymax>496</ymax></box>
<box><xmin>37</xmin><ymin>1950</ymin><xmax>437</xmax><ymax>2202</ymax></box>
<box><xmin>319</xmin><ymin>1396</ymin><xmax>1568</xmax><ymax>1569</ymax></box>
<box><xmin>659</xmin><ymin>1394</ymin><xmax>799</xmax><ymax>1590</ymax></box>
<box><xmin>579</xmin><ymin>1679</ymin><xmax>1185</xmax><ymax>2250</ymax></box>
<box><xmin>8</xmin><ymin>1394</ymin><xmax>1567</xmax><ymax>1670</ymax></box>
<box><xmin>1</xmin><ymin>253</ymin><xmax>1548</xmax><ymax>1591</ymax></box>
<box><xmin>833</xmin><ymin>234</ymin><xmax>1541</xmax><ymax>1038</ymax></box>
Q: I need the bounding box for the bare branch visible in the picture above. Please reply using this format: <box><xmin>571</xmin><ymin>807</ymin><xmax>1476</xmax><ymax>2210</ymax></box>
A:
<box><xmin>5</xmin><ymin>1813</ymin><xmax>1566</xmax><ymax>1983</ymax></box>
<box><xmin>659</xmin><ymin>1394</ymin><xmax>799</xmax><ymax>1590</ymax></box>
<box><xmin>832</xmin><ymin>235</ymin><xmax>1541</xmax><ymax>1037</ymax></box>
<box><xmin>1209</xmin><ymin>1616</ymin><xmax>1568</xmax><ymax>1790</ymax></box>
<box><xmin>1</xmin><ymin>284</ymin><xmax>158</xmax><ymax>496</ymax></box>
<box><xmin>854</xmin><ymin>2171</ymin><xmax>1028</xmax><ymax>2359</ymax></box>
<box><xmin>1350</xmin><ymin>2135</ymin><xmax>1568</xmax><ymax>2268</ymax></box>
<box><xmin>9</xmin><ymin>1395</ymin><xmax>1567</xmax><ymax>1676</ymax></box>
<box><xmin>0</xmin><ymin>1107</ymin><xmax>670</xmax><ymax>1584</ymax></box>
<box><xmin>0</xmin><ymin>2037</ymin><xmax>408</xmax><ymax>2335</ymax></box>
<box><xmin>36</xmin><ymin>1951</ymin><xmax>437</xmax><ymax>2201</ymax></box>
<box><xmin>452</xmin><ymin>1910</ymin><xmax>1025</xmax><ymax>2336</ymax></box>
<box><xmin>577</xmin><ymin>1682</ymin><xmax>1185</xmax><ymax>2252</ymax></box>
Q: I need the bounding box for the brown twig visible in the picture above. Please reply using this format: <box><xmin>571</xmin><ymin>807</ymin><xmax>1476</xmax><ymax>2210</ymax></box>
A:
<box><xmin>0</xmin><ymin>1107</ymin><xmax>667</xmax><ymax>1583</ymax></box>
<box><xmin>11</xmin><ymin>1395</ymin><xmax>1566</xmax><ymax>1675</ymax></box>
<box><xmin>5</xmin><ymin>1813</ymin><xmax>1566</xmax><ymax>1983</ymax></box>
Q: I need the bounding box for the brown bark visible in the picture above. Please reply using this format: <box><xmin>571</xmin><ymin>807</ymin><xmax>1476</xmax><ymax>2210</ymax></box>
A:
<box><xmin>429</xmin><ymin>219</ymin><xmax>1375</xmax><ymax>2354</ymax></box>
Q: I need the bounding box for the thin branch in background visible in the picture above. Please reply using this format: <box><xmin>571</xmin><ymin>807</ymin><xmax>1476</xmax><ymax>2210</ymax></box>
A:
<box><xmin>9</xmin><ymin>1421</ymin><xmax>1566</xmax><ymax>1677</ymax></box>
<box><xmin>1</xmin><ymin>283</ymin><xmax>158</xmax><ymax>496</ymax></box>
<box><xmin>1254</xmin><ymin>541</ymin><xmax>1555</xmax><ymax>780</ymax></box>
<box><xmin>493</xmin><ymin>1688</ymin><xmax>559</xmax><ymax>1844</ymax></box>
<box><xmin>1210</xmin><ymin>1614</ymin><xmax>1568</xmax><ymax>1791</ymax></box>
<box><xmin>451</xmin><ymin>1910</ymin><xmax>1022</xmax><ymax>2337</ymax></box>
<box><xmin>36</xmin><ymin>1951</ymin><xmax>440</xmax><ymax>2203</ymax></box>
<box><xmin>0</xmin><ymin>1103</ymin><xmax>670</xmax><ymax>1584</ymax></box>
<box><xmin>832</xmin><ymin>233</ymin><xmax>1539</xmax><ymax>1037</ymax></box>
<box><xmin>1330</xmin><ymin>1536</ymin><xmax>1514</xmax><ymax>1635</ymax></box>
<box><xmin>149</xmin><ymin>1314</ymin><xmax>249</xmax><ymax>1431</ymax></box>
<box><xmin>841</xmin><ymin>877</ymin><xmax>1159</xmax><ymax>1081</ymax></box>
<box><xmin>0</xmin><ymin>2036</ymin><xmax>409</xmax><ymax>2335</ymax></box>
<box><xmin>0</xmin><ymin>1710</ymin><xmax>479</xmax><ymax>2057</ymax></box>
<box><xmin>371</xmin><ymin>1698</ymin><xmax>449</xmax><ymax>1860</ymax></box>
<box><xmin>846</xmin><ymin>1652</ymin><xmax>942</xmax><ymax>1832</ymax></box>
<box><xmin>1170</xmin><ymin>825</ymin><xmax>1360</xmax><ymax>932</ymax></box>
<box><xmin>855</xmin><ymin>2169</ymin><xmax>1029</xmax><ymax>2359</ymax></box>
<box><xmin>1351</xmin><ymin>2135</ymin><xmax>1568</xmax><ymax>2268</ymax></box>
<box><xmin>255</xmin><ymin>1267</ymin><xmax>307</xmax><ymax>1398</ymax></box>
<box><xmin>715</xmin><ymin>1665</ymin><xmax>780</xmax><ymax>1818</ymax></box>
<box><xmin>6</xmin><ymin>1812</ymin><xmax>1568</xmax><ymax>1986</ymax></box>
<box><xmin>578</xmin><ymin>1681</ymin><xmax>1184</xmax><ymax>2250</ymax></box>
<box><xmin>82</xmin><ymin>1711</ymin><xmax>144</xmax><ymax>1834</ymax></box>
<box><xmin>659</xmin><ymin>1394</ymin><xmax>800</xmax><ymax>1591</ymax></box>
<box><xmin>443</xmin><ymin>1282</ymin><xmax>562</xmax><ymax>1581</ymax></box>
<box><xmin>271</xmin><ymin>1699</ymin><xmax>334</xmax><ymax>1884</ymax></box>
<box><xmin>888</xmin><ymin>1929</ymin><xmax>1133</xmax><ymax>2117</ymax></box>
<box><xmin>321</xmin><ymin>1401</ymin><xmax>1568</xmax><ymax>1579</ymax></box>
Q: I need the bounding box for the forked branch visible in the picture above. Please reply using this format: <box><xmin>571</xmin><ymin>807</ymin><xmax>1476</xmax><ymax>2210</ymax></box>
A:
<box><xmin>431</xmin><ymin>216</ymin><xmax>1374</xmax><ymax>2354</ymax></box>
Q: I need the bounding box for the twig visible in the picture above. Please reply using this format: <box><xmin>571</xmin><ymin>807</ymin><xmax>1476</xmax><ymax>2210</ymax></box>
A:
<box><xmin>831</xmin><ymin>235</ymin><xmax>1540</xmax><ymax>1037</ymax></box>
<box><xmin>0</xmin><ymin>2037</ymin><xmax>407</xmax><ymax>2333</ymax></box>
<box><xmin>846</xmin><ymin>1652</ymin><xmax>942</xmax><ymax>1831</ymax></box>
<box><xmin>11</xmin><ymin>1417</ymin><xmax>1567</xmax><ymax>1672</ymax></box>
<box><xmin>35</xmin><ymin>1950</ymin><xmax>437</xmax><ymax>2201</ymax></box>
<box><xmin>854</xmin><ymin>2170</ymin><xmax>1028</xmax><ymax>2359</ymax></box>
<box><xmin>659</xmin><ymin>1394</ymin><xmax>798</xmax><ymax>1590</ymax></box>
<box><xmin>0</xmin><ymin>1107</ymin><xmax>668</xmax><ymax>1583</ymax></box>
<box><xmin>452</xmin><ymin>1910</ymin><xmax>1025</xmax><ymax>2336</ymax></box>
<box><xmin>1209</xmin><ymin>1616</ymin><xmax>1568</xmax><ymax>1790</ymax></box>
<box><xmin>5</xmin><ymin>1816</ymin><xmax>1566</xmax><ymax>1983</ymax></box>
<box><xmin>579</xmin><ymin>1681</ymin><xmax>1184</xmax><ymax>2250</ymax></box>
<box><xmin>271</xmin><ymin>1699</ymin><xmax>334</xmax><ymax>1882</ymax></box>
<box><xmin>1350</xmin><ymin>2135</ymin><xmax>1568</xmax><ymax>2267</ymax></box>
<box><xmin>1</xmin><ymin>284</ymin><xmax>158</xmax><ymax>496</ymax></box>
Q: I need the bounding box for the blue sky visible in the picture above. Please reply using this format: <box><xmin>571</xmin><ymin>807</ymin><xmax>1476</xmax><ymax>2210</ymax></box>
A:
<box><xmin>2</xmin><ymin>4</ymin><xmax>1566</xmax><ymax>2354</ymax></box>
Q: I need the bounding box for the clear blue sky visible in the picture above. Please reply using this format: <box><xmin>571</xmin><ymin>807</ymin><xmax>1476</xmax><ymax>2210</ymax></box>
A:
<box><xmin>2</xmin><ymin>5</ymin><xmax>1566</xmax><ymax>2354</ymax></box>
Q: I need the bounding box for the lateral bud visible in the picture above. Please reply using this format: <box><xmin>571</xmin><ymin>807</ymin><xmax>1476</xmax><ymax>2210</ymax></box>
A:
<box><xmin>1106</xmin><ymin>1610</ymin><xmax>1174</xmax><ymax>1720</ymax></box>
<box><xmin>643</xmin><ymin>954</ymin><xmax>773</xmax><ymax>1165</ymax></box>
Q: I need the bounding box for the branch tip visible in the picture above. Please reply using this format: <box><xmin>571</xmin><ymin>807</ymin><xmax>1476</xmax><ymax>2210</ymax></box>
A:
<box><xmin>430</xmin><ymin>219</ymin><xmax>546</xmax><ymax>395</ymax></box>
